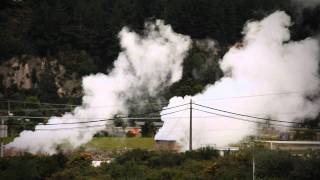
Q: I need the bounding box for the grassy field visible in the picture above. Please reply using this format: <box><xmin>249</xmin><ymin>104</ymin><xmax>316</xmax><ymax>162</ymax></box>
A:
<box><xmin>85</xmin><ymin>137</ymin><xmax>155</xmax><ymax>151</ymax></box>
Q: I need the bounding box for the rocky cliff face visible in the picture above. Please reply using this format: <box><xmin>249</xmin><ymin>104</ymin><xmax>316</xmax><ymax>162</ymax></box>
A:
<box><xmin>0</xmin><ymin>55</ymin><xmax>82</xmax><ymax>97</ymax></box>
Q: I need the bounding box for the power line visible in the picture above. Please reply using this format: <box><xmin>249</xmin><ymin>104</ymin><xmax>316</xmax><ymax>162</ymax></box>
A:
<box><xmin>5</xmin><ymin>105</ymin><xmax>189</xmax><ymax>127</ymax></box>
<box><xmin>0</xmin><ymin>90</ymin><xmax>314</xmax><ymax>109</ymax></box>
<box><xmin>0</xmin><ymin>98</ymin><xmax>171</xmax><ymax>108</ymax></box>
<box><xmin>192</xmin><ymin>108</ymin><xmax>295</xmax><ymax>128</ymax></box>
<box><xmin>1</xmin><ymin>103</ymin><xmax>188</xmax><ymax>120</ymax></box>
<box><xmin>160</xmin><ymin>108</ymin><xmax>189</xmax><ymax>116</ymax></box>
<box><xmin>0</xmin><ymin>100</ymin><xmax>78</xmax><ymax>107</ymax></box>
<box><xmin>0</xmin><ymin>107</ymin><xmax>75</xmax><ymax>113</ymax></box>
<box><xmin>35</xmin><ymin>124</ymin><xmax>107</xmax><ymax>131</ymax></box>
<box><xmin>20</xmin><ymin>109</ymin><xmax>190</xmax><ymax>131</ymax></box>
<box><xmin>82</xmin><ymin>101</ymin><xmax>170</xmax><ymax>109</ymax></box>
<box><xmin>2</xmin><ymin>101</ymin><xmax>312</xmax><ymax>131</ymax></box>
<box><xmin>0</xmin><ymin>101</ymin><xmax>171</xmax><ymax>113</ymax></box>
<box><xmin>193</xmin><ymin>90</ymin><xmax>315</xmax><ymax>102</ymax></box>
<box><xmin>193</xmin><ymin>103</ymin><xmax>303</xmax><ymax>125</ymax></box>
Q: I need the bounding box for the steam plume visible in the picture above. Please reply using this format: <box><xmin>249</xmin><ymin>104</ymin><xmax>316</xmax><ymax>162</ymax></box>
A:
<box><xmin>6</xmin><ymin>21</ymin><xmax>191</xmax><ymax>154</ymax></box>
<box><xmin>155</xmin><ymin>11</ymin><xmax>320</xmax><ymax>151</ymax></box>
<box><xmin>291</xmin><ymin>0</ymin><xmax>320</xmax><ymax>9</ymax></box>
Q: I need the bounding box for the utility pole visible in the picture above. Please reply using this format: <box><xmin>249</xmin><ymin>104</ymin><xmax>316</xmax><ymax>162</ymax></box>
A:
<box><xmin>189</xmin><ymin>99</ymin><xmax>192</xmax><ymax>151</ymax></box>
<box><xmin>252</xmin><ymin>140</ymin><xmax>255</xmax><ymax>180</ymax></box>
<box><xmin>7</xmin><ymin>101</ymin><xmax>10</xmax><ymax>116</ymax></box>
<box><xmin>0</xmin><ymin>101</ymin><xmax>10</xmax><ymax>158</ymax></box>
<box><xmin>0</xmin><ymin>118</ymin><xmax>8</xmax><ymax>158</ymax></box>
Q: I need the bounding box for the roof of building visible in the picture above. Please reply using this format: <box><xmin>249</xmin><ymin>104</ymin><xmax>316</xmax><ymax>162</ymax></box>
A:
<box><xmin>215</xmin><ymin>147</ymin><xmax>239</xmax><ymax>151</ymax></box>
<box><xmin>155</xmin><ymin>139</ymin><xmax>176</xmax><ymax>142</ymax></box>
<box><xmin>154</xmin><ymin>131</ymin><xmax>177</xmax><ymax>141</ymax></box>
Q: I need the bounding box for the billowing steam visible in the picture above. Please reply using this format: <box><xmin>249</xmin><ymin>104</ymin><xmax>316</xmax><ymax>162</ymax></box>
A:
<box><xmin>6</xmin><ymin>21</ymin><xmax>191</xmax><ymax>154</ymax></box>
<box><xmin>155</xmin><ymin>11</ymin><xmax>320</xmax><ymax>151</ymax></box>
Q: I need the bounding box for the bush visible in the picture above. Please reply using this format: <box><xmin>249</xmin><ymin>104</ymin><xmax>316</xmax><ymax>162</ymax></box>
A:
<box><xmin>94</xmin><ymin>131</ymin><xmax>109</xmax><ymax>137</ymax></box>
<box><xmin>255</xmin><ymin>150</ymin><xmax>294</xmax><ymax>179</ymax></box>
<box><xmin>0</xmin><ymin>153</ymin><xmax>67</xmax><ymax>180</ymax></box>
<box><xmin>126</xmin><ymin>131</ymin><xmax>136</xmax><ymax>137</ymax></box>
<box><xmin>116</xmin><ymin>149</ymin><xmax>155</xmax><ymax>164</ymax></box>
<box><xmin>114</xmin><ymin>117</ymin><xmax>124</xmax><ymax>127</ymax></box>
<box><xmin>149</xmin><ymin>168</ymin><xmax>179</xmax><ymax>180</ymax></box>
<box><xmin>141</xmin><ymin>121</ymin><xmax>156</xmax><ymax>137</ymax></box>
<box><xmin>184</xmin><ymin>147</ymin><xmax>219</xmax><ymax>160</ymax></box>
<box><xmin>289</xmin><ymin>152</ymin><xmax>320</xmax><ymax>180</ymax></box>
<box><xmin>147</xmin><ymin>152</ymin><xmax>186</xmax><ymax>168</ymax></box>
<box><xmin>59</xmin><ymin>50</ymin><xmax>98</xmax><ymax>76</ymax></box>
<box><xmin>110</xmin><ymin>161</ymin><xmax>146</xmax><ymax>179</ymax></box>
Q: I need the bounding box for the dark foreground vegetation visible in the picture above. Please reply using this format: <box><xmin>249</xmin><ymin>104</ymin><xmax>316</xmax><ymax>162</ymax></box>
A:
<box><xmin>1</xmin><ymin>148</ymin><xmax>320</xmax><ymax>180</ymax></box>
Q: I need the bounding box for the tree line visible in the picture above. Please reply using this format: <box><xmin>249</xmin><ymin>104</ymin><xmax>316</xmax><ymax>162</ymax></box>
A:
<box><xmin>0</xmin><ymin>0</ymin><xmax>319</xmax><ymax>127</ymax></box>
<box><xmin>1</xmin><ymin>147</ymin><xmax>319</xmax><ymax>179</ymax></box>
<box><xmin>1</xmin><ymin>0</ymin><xmax>319</xmax><ymax>67</ymax></box>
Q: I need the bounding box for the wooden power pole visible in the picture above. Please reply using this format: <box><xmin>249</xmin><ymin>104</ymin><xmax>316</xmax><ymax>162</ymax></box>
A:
<box><xmin>189</xmin><ymin>99</ymin><xmax>192</xmax><ymax>151</ymax></box>
<box><xmin>0</xmin><ymin>119</ymin><xmax>8</xmax><ymax>158</ymax></box>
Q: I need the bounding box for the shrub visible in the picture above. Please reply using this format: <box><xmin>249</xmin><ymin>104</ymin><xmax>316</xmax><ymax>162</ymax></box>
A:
<box><xmin>184</xmin><ymin>147</ymin><xmax>219</xmax><ymax>160</ymax></box>
<box><xmin>116</xmin><ymin>149</ymin><xmax>155</xmax><ymax>164</ymax></box>
<box><xmin>94</xmin><ymin>131</ymin><xmax>109</xmax><ymax>137</ymax></box>
<box><xmin>147</xmin><ymin>152</ymin><xmax>186</xmax><ymax>168</ymax></box>
<box><xmin>126</xmin><ymin>131</ymin><xmax>136</xmax><ymax>137</ymax></box>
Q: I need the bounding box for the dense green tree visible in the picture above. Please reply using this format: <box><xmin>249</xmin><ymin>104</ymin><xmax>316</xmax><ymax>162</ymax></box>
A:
<box><xmin>37</xmin><ymin>61</ymin><xmax>59</xmax><ymax>102</ymax></box>
<box><xmin>1</xmin><ymin>148</ymin><xmax>318</xmax><ymax>179</ymax></box>
<box><xmin>255</xmin><ymin>150</ymin><xmax>294</xmax><ymax>179</ymax></box>
<box><xmin>141</xmin><ymin>121</ymin><xmax>157</xmax><ymax>137</ymax></box>
<box><xmin>58</xmin><ymin>50</ymin><xmax>98</xmax><ymax>76</ymax></box>
<box><xmin>0</xmin><ymin>153</ymin><xmax>67</xmax><ymax>180</ymax></box>
<box><xmin>289</xmin><ymin>152</ymin><xmax>320</xmax><ymax>180</ymax></box>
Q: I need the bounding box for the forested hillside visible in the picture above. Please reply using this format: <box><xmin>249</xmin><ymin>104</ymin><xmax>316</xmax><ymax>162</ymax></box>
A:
<box><xmin>0</xmin><ymin>0</ymin><xmax>319</xmax><ymax>104</ymax></box>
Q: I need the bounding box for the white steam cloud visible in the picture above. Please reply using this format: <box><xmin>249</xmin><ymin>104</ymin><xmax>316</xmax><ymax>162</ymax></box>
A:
<box><xmin>291</xmin><ymin>0</ymin><xmax>320</xmax><ymax>9</ymax></box>
<box><xmin>155</xmin><ymin>11</ymin><xmax>320</xmax><ymax>151</ymax></box>
<box><xmin>6</xmin><ymin>21</ymin><xmax>191</xmax><ymax>154</ymax></box>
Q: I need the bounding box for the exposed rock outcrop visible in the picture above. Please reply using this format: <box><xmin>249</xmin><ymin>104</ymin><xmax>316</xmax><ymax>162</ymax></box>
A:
<box><xmin>0</xmin><ymin>55</ymin><xmax>82</xmax><ymax>97</ymax></box>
